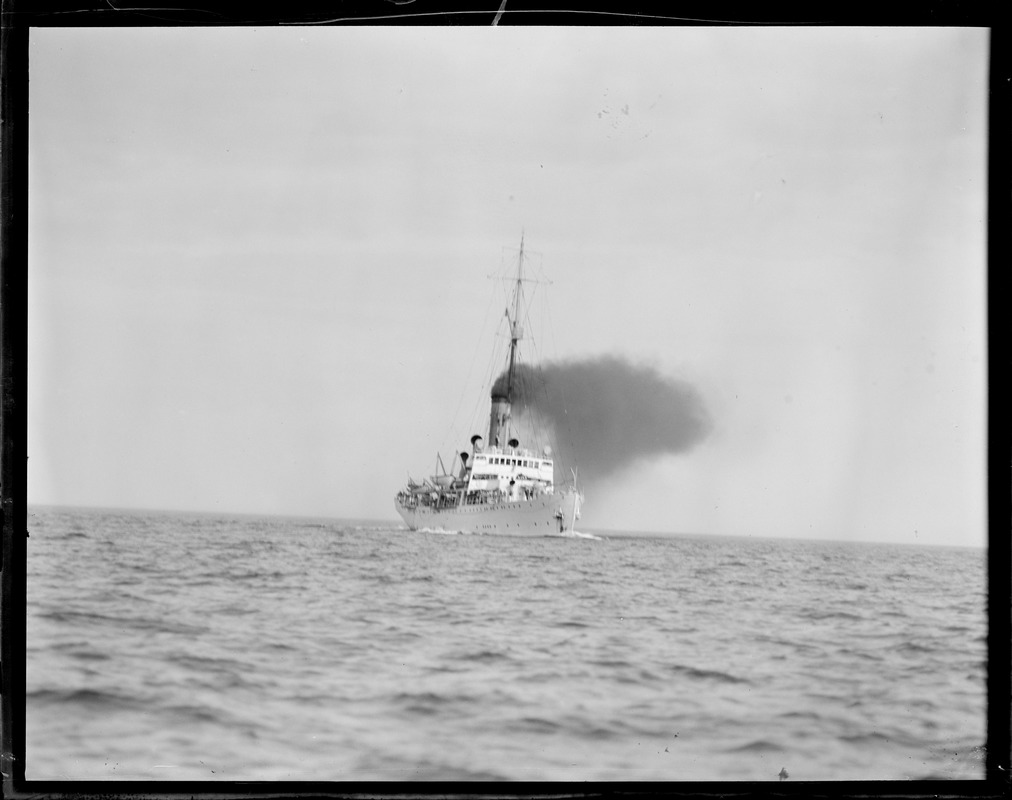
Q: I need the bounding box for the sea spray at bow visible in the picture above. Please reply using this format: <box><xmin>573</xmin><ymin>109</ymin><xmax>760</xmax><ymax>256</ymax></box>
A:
<box><xmin>493</xmin><ymin>356</ymin><xmax>712</xmax><ymax>487</ymax></box>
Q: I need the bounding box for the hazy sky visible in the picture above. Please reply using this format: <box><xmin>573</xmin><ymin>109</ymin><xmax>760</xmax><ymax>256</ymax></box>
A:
<box><xmin>27</xmin><ymin>26</ymin><xmax>987</xmax><ymax>546</ymax></box>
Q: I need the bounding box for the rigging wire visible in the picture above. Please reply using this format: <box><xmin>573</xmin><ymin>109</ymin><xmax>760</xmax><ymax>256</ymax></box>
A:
<box><xmin>439</xmin><ymin>275</ymin><xmax>497</xmax><ymax>445</ymax></box>
<box><xmin>427</xmin><ymin>241</ymin><xmax>575</xmax><ymax>488</ymax></box>
<box><xmin>515</xmin><ymin>259</ymin><xmax>553</xmax><ymax>455</ymax></box>
<box><xmin>441</xmin><ymin>248</ymin><xmax>520</xmax><ymax>459</ymax></box>
<box><xmin>437</xmin><ymin>261</ymin><xmax>499</xmax><ymax>468</ymax></box>
<box><xmin>538</xmin><ymin>274</ymin><xmax>577</xmax><ymax>486</ymax></box>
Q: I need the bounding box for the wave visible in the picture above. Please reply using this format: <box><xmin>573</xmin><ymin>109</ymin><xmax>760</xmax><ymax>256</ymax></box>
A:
<box><xmin>591</xmin><ymin>658</ymin><xmax>635</xmax><ymax>668</ymax></box>
<box><xmin>164</xmin><ymin>653</ymin><xmax>251</xmax><ymax>674</ymax></box>
<box><xmin>895</xmin><ymin>640</ymin><xmax>939</xmax><ymax>654</ymax></box>
<box><xmin>223</xmin><ymin>569</ymin><xmax>289</xmax><ymax>581</ymax></box>
<box><xmin>799</xmin><ymin>609</ymin><xmax>866</xmax><ymax>622</ymax></box>
<box><xmin>356</xmin><ymin>752</ymin><xmax>511</xmax><ymax>782</ymax></box>
<box><xmin>28</xmin><ymin>687</ymin><xmax>147</xmax><ymax>711</ymax></box>
<box><xmin>163</xmin><ymin>703</ymin><xmax>233</xmax><ymax>726</ymax></box>
<box><xmin>776</xmin><ymin>710</ymin><xmax>823</xmax><ymax>721</ymax></box>
<box><xmin>503</xmin><ymin>716</ymin><xmax>563</xmax><ymax>734</ymax></box>
<box><xmin>836</xmin><ymin>647</ymin><xmax>886</xmax><ymax>662</ymax></box>
<box><xmin>839</xmin><ymin>729</ymin><xmax>926</xmax><ymax>748</ymax></box>
<box><xmin>388</xmin><ymin>689</ymin><xmax>494</xmax><ymax>717</ymax></box>
<box><xmin>458</xmin><ymin>649</ymin><xmax>512</xmax><ymax>663</ymax></box>
<box><xmin>724</xmin><ymin>739</ymin><xmax>786</xmax><ymax>754</ymax></box>
<box><xmin>668</xmin><ymin>664</ymin><xmax>751</xmax><ymax>685</ymax></box>
<box><xmin>56</xmin><ymin>530</ymin><xmax>89</xmax><ymax>540</ymax></box>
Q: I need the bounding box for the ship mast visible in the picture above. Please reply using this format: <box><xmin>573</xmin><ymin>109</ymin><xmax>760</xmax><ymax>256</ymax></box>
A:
<box><xmin>504</xmin><ymin>233</ymin><xmax>525</xmax><ymax>402</ymax></box>
<box><xmin>487</xmin><ymin>234</ymin><xmax>527</xmax><ymax>449</ymax></box>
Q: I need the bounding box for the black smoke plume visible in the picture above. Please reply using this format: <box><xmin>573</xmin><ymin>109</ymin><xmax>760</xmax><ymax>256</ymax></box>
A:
<box><xmin>492</xmin><ymin>356</ymin><xmax>712</xmax><ymax>487</ymax></box>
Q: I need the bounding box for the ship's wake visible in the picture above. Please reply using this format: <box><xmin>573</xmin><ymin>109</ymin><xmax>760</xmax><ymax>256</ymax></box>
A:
<box><xmin>416</xmin><ymin>526</ymin><xmax>470</xmax><ymax>536</ymax></box>
<box><xmin>550</xmin><ymin>529</ymin><xmax>603</xmax><ymax>541</ymax></box>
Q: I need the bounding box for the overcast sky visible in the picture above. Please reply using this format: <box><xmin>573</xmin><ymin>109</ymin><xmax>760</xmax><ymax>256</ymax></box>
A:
<box><xmin>27</xmin><ymin>26</ymin><xmax>987</xmax><ymax>546</ymax></box>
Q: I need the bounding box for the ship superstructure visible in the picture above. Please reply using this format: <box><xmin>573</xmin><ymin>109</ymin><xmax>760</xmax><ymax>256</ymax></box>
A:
<box><xmin>394</xmin><ymin>237</ymin><xmax>582</xmax><ymax>535</ymax></box>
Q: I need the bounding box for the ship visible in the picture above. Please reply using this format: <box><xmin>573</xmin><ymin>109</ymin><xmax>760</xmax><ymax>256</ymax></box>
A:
<box><xmin>394</xmin><ymin>236</ymin><xmax>583</xmax><ymax>536</ymax></box>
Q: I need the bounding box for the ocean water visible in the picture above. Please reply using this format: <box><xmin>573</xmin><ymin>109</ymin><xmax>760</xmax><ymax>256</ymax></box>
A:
<box><xmin>26</xmin><ymin>506</ymin><xmax>986</xmax><ymax>782</ymax></box>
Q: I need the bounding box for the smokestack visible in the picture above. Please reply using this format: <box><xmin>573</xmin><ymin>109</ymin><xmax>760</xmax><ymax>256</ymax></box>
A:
<box><xmin>488</xmin><ymin>387</ymin><xmax>510</xmax><ymax>448</ymax></box>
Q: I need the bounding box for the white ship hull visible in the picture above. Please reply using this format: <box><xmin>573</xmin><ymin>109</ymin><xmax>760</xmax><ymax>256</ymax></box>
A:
<box><xmin>395</xmin><ymin>488</ymin><xmax>582</xmax><ymax>536</ymax></box>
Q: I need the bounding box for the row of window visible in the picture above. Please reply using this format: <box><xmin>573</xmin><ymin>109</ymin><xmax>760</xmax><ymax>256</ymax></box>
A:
<box><xmin>481</xmin><ymin>457</ymin><xmax>547</xmax><ymax>468</ymax></box>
